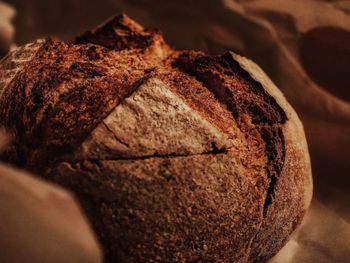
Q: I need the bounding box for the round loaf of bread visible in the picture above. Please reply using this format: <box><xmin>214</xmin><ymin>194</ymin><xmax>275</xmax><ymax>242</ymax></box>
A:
<box><xmin>0</xmin><ymin>15</ymin><xmax>312</xmax><ymax>263</ymax></box>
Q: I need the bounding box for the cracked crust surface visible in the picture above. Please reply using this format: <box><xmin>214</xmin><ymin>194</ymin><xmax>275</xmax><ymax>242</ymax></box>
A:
<box><xmin>232</xmin><ymin>53</ymin><xmax>312</xmax><ymax>261</ymax></box>
<box><xmin>0</xmin><ymin>38</ymin><xmax>155</xmax><ymax>168</ymax></box>
<box><xmin>0</xmin><ymin>14</ymin><xmax>312</xmax><ymax>263</ymax></box>
<box><xmin>73</xmin><ymin>77</ymin><xmax>234</xmax><ymax>160</ymax></box>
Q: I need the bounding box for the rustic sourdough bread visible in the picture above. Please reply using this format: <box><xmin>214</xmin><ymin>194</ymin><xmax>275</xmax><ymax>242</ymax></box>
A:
<box><xmin>0</xmin><ymin>14</ymin><xmax>312</xmax><ymax>263</ymax></box>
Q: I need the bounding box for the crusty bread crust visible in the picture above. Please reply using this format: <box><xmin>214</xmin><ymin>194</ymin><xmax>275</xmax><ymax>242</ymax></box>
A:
<box><xmin>232</xmin><ymin>53</ymin><xmax>313</xmax><ymax>261</ymax></box>
<box><xmin>76</xmin><ymin>14</ymin><xmax>172</xmax><ymax>62</ymax></box>
<box><xmin>73</xmin><ymin>77</ymin><xmax>234</xmax><ymax>160</ymax></box>
<box><xmin>0</xmin><ymin>38</ymin><xmax>156</xmax><ymax>168</ymax></box>
<box><xmin>233</xmin><ymin>52</ymin><xmax>312</xmax><ymax>211</ymax></box>
<box><xmin>0</xmin><ymin>14</ymin><xmax>312</xmax><ymax>263</ymax></box>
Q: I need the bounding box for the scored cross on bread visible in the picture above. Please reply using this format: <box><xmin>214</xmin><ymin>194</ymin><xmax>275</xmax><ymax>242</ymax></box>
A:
<box><xmin>0</xmin><ymin>14</ymin><xmax>312</xmax><ymax>263</ymax></box>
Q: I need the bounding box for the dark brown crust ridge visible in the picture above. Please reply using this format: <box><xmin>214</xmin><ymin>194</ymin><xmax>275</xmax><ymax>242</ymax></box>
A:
<box><xmin>75</xmin><ymin>13</ymin><xmax>171</xmax><ymax>62</ymax></box>
<box><xmin>76</xmin><ymin>14</ymin><xmax>155</xmax><ymax>51</ymax></box>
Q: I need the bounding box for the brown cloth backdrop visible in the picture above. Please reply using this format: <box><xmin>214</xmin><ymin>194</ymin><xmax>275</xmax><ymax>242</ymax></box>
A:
<box><xmin>1</xmin><ymin>0</ymin><xmax>350</xmax><ymax>262</ymax></box>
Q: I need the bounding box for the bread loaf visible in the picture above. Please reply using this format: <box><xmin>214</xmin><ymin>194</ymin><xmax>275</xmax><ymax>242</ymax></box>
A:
<box><xmin>0</xmin><ymin>14</ymin><xmax>312</xmax><ymax>262</ymax></box>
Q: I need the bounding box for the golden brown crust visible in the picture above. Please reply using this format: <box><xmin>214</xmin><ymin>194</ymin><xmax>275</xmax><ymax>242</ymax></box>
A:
<box><xmin>0</xmin><ymin>14</ymin><xmax>312</xmax><ymax>263</ymax></box>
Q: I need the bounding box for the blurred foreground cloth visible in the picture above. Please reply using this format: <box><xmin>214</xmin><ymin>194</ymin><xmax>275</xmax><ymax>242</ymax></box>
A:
<box><xmin>0</xmin><ymin>164</ymin><xmax>102</xmax><ymax>263</ymax></box>
<box><xmin>0</xmin><ymin>1</ymin><xmax>14</xmax><ymax>56</ymax></box>
<box><xmin>0</xmin><ymin>130</ymin><xmax>102</xmax><ymax>262</ymax></box>
<box><xmin>2</xmin><ymin>0</ymin><xmax>350</xmax><ymax>262</ymax></box>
